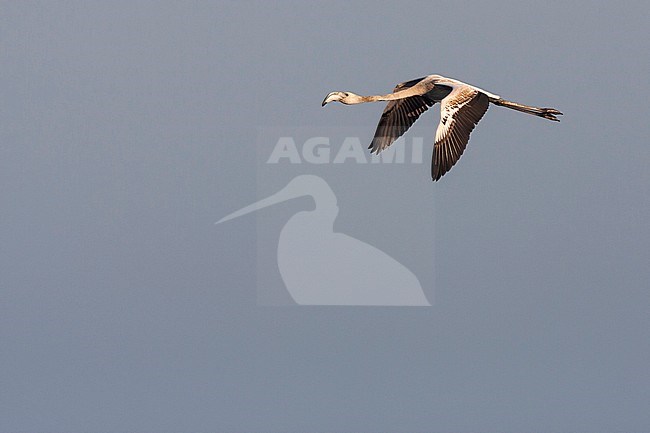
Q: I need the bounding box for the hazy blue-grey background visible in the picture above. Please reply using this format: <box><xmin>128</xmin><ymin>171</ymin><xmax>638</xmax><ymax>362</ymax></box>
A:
<box><xmin>2</xmin><ymin>1</ymin><xmax>649</xmax><ymax>432</ymax></box>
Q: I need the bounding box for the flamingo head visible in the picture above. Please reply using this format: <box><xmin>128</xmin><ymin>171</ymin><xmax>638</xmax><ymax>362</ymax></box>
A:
<box><xmin>322</xmin><ymin>91</ymin><xmax>363</xmax><ymax>106</ymax></box>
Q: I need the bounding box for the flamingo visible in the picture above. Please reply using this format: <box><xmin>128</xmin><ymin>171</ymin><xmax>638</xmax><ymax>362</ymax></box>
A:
<box><xmin>322</xmin><ymin>74</ymin><xmax>562</xmax><ymax>180</ymax></box>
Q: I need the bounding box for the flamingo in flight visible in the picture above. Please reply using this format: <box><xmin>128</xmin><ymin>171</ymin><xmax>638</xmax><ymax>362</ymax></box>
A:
<box><xmin>322</xmin><ymin>74</ymin><xmax>562</xmax><ymax>181</ymax></box>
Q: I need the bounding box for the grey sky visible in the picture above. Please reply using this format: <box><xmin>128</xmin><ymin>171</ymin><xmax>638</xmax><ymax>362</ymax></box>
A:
<box><xmin>1</xmin><ymin>1</ymin><xmax>649</xmax><ymax>432</ymax></box>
